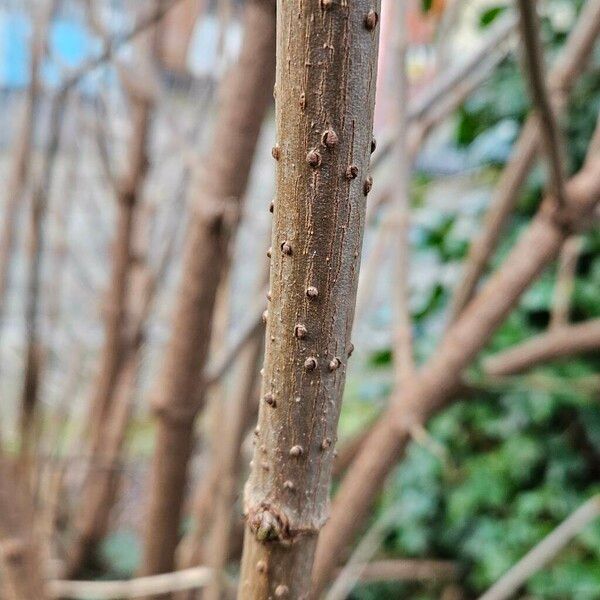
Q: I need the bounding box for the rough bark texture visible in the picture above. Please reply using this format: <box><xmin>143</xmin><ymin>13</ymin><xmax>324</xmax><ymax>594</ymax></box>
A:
<box><xmin>311</xmin><ymin>158</ymin><xmax>600</xmax><ymax>595</ymax></box>
<box><xmin>238</xmin><ymin>1</ymin><xmax>381</xmax><ymax>597</ymax></box>
<box><xmin>140</xmin><ymin>0</ymin><xmax>276</xmax><ymax>584</ymax></box>
<box><xmin>449</xmin><ymin>0</ymin><xmax>600</xmax><ymax>321</ymax></box>
<box><xmin>484</xmin><ymin>318</ymin><xmax>600</xmax><ymax>376</ymax></box>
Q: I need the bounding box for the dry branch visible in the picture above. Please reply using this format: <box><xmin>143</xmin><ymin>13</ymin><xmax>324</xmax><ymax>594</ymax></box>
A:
<box><xmin>48</xmin><ymin>567</ymin><xmax>216</xmax><ymax>599</ymax></box>
<box><xmin>550</xmin><ymin>235</ymin><xmax>582</xmax><ymax>328</ymax></box>
<box><xmin>347</xmin><ymin>559</ymin><xmax>459</xmax><ymax>584</ymax></box>
<box><xmin>0</xmin><ymin>460</ymin><xmax>47</xmax><ymax>600</ymax></box>
<box><xmin>517</xmin><ymin>0</ymin><xmax>568</xmax><ymax>208</ymax></box>
<box><xmin>449</xmin><ymin>0</ymin><xmax>600</xmax><ymax>320</ymax></box>
<box><xmin>0</xmin><ymin>2</ymin><xmax>50</xmax><ymax>345</ymax></box>
<box><xmin>479</xmin><ymin>495</ymin><xmax>600</xmax><ymax>600</ymax></box>
<box><xmin>140</xmin><ymin>0</ymin><xmax>276</xmax><ymax>582</ymax></box>
<box><xmin>19</xmin><ymin>89</ymin><xmax>69</xmax><ymax>466</ymax></box>
<box><xmin>311</xmin><ymin>137</ymin><xmax>600</xmax><ymax>596</ymax></box>
<box><xmin>484</xmin><ymin>318</ymin><xmax>600</xmax><ymax>376</ymax></box>
<box><xmin>390</xmin><ymin>1</ymin><xmax>415</xmax><ymax>385</ymax></box>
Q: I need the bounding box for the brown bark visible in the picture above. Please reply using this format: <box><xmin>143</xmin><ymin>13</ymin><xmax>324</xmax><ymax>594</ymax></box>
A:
<box><xmin>140</xmin><ymin>0</ymin><xmax>276</xmax><ymax>584</ymax></box>
<box><xmin>484</xmin><ymin>318</ymin><xmax>600</xmax><ymax>377</ymax></box>
<box><xmin>0</xmin><ymin>460</ymin><xmax>47</xmax><ymax>600</ymax></box>
<box><xmin>19</xmin><ymin>88</ymin><xmax>68</xmax><ymax>467</ymax></box>
<box><xmin>550</xmin><ymin>235</ymin><xmax>582</xmax><ymax>328</ymax></box>
<box><xmin>0</xmin><ymin>3</ymin><xmax>49</xmax><ymax>343</ymax></box>
<box><xmin>332</xmin><ymin>420</ymin><xmax>377</xmax><ymax>479</ymax></box>
<box><xmin>66</xmin><ymin>14</ymin><xmax>162</xmax><ymax>568</ymax></box>
<box><xmin>390</xmin><ymin>1</ymin><xmax>415</xmax><ymax>385</ymax></box>
<box><xmin>518</xmin><ymin>0</ymin><xmax>566</xmax><ymax>211</ymax></box>
<box><xmin>238</xmin><ymin>1</ymin><xmax>381</xmax><ymax>597</ymax></box>
<box><xmin>86</xmin><ymin>96</ymin><xmax>151</xmax><ymax>453</ymax></box>
<box><xmin>336</xmin><ymin>559</ymin><xmax>459</xmax><ymax>584</ymax></box>
<box><xmin>158</xmin><ymin>0</ymin><xmax>205</xmax><ymax>75</ymax></box>
<box><xmin>517</xmin><ymin>0</ymin><xmax>568</xmax><ymax>208</ymax></box>
<box><xmin>311</xmin><ymin>156</ymin><xmax>600</xmax><ymax>595</ymax></box>
<box><xmin>449</xmin><ymin>0</ymin><xmax>600</xmax><ymax>321</ymax></box>
<box><xmin>203</xmin><ymin>333</ymin><xmax>264</xmax><ymax>600</ymax></box>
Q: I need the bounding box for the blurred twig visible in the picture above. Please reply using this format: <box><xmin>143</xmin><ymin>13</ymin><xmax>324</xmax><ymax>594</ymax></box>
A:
<box><xmin>517</xmin><ymin>0</ymin><xmax>568</xmax><ymax>208</ymax></box>
<box><xmin>479</xmin><ymin>495</ymin><xmax>600</xmax><ymax>600</ymax></box>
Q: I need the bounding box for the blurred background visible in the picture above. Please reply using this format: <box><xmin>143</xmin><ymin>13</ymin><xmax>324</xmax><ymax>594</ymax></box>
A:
<box><xmin>0</xmin><ymin>0</ymin><xmax>599</xmax><ymax>598</ymax></box>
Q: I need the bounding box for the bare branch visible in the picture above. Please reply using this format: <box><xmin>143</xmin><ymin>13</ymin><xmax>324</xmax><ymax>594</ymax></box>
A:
<box><xmin>339</xmin><ymin>559</ymin><xmax>459</xmax><ymax>585</ymax></box>
<box><xmin>312</xmin><ymin>119</ymin><xmax>600</xmax><ymax>596</ymax></box>
<box><xmin>479</xmin><ymin>495</ymin><xmax>600</xmax><ymax>600</ymax></box>
<box><xmin>390</xmin><ymin>1</ymin><xmax>415</xmax><ymax>385</ymax></box>
<box><xmin>48</xmin><ymin>567</ymin><xmax>217</xmax><ymax>599</ymax></box>
<box><xmin>58</xmin><ymin>0</ymin><xmax>185</xmax><ymax>94</ymax></box>
<box><xmin>484</xmin><ymin>318</ymin><xmax>600</xmax><ymax>376</ymax></box>
<box><xmin>517</xmin><ymin>0</ymin><xmax>568</xmax><ymax>207</ymax></box>
<box><xmin>449</xmin><ymin>0</ymin><xmax>600</xmax><ymax>321</ymax></box>
<box><xmin>550</xmin><ymin>235</ymin><xmax>583</xmax><ymax>328</ymax></box>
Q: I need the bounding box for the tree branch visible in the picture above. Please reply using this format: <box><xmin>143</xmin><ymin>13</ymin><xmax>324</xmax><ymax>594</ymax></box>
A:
<box><xmin>517</xmin><ymin>0</ymin><xmax>568</xmax><ymax>207</ymax></box>
<box><xmin>484</xmin><ymin>318</ymin><xmax>600</xmax><ymax>376</ymax></box>
<box><xmin>479</xmin><ymin>495</ymin><xmax>600</xmax><ymax>600</ymax></box>
<box><xmin>449</xmin><ymin>0</ymin><xmax>600</xmax><ymax>321</ymax></box>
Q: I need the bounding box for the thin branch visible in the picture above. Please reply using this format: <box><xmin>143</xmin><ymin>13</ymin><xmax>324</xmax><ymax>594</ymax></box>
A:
<box><xmin>484</xmin><ymin>318</ymin><xmax>600</xmax><ymax>376</ymax></box>
<box><xmin>449</xmin><ymin>0</ymin><xmax>600</xmax><ymax>321</ymax></box>
<box><xmin>339</xmin><ymin>559</ymin><xmax>459</xmax><ymax>585</ymax></box>
<box><xmin>325</xmin><ymin>506</ymin><xmax>402</xmax><ymax>600</ymax></box>
<box><xmin>48</xmin><ymin>567</ymin><xmax>218</xmax><ymax>599</ymax></box>
<box><xmin>58</xmin><ymin>0</ymin><xmax>184</xmax><ymax>94</ymax></box>
<box><xmin>550</xmin><ymin>235</ymin><xmax>582</xmax><ymax>329</ymax></box>
<box><xmin>479</xmin><ymin>495</ymin><xmax>600</xmax><ymax>600</ymax></box>
<box><xmin>517</xmin><ymin>0</ymin><xmax>568</xmax><ymax>207</ymax></box>
<box><xmin>201</xmin><ymin>292</ymin><xmax>266</xmax><ymax>386</ymax></box>
<box><xmin>390</xmin><ymin>1</ymin><xmax>415</xmax><ymax>385</ymax></box>
<box><xmin>373</xmin><ymin>13</ymin><xmax>517</xmax><ymax>171</ymax></box>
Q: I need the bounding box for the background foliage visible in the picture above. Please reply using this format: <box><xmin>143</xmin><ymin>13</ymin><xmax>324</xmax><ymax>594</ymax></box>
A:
<box><xmin>342</xmin><ymin>2</ymin><xmax>600</xmax><ymax>597</ymax></box>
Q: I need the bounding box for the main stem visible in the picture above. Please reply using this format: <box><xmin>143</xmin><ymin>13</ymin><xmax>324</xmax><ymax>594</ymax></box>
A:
<box><xmin>238</xmin><ymin>1</ymin><xmax>381</xmax><ymax>597</ymax></box>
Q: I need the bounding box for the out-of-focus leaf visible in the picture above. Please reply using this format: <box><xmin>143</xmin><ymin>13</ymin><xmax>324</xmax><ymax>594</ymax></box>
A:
<box><xmin>479</xmin><ymin>6</ymin><xmax>508</xmax><ymax>28</ymax></box>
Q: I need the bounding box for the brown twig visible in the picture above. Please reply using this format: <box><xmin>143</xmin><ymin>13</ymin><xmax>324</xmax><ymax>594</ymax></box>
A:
<box><xmin>550</xmin><ymin>235</ymin><xmax>582</xmax><ymax>328</ymax></box>
<box><xmin>479</xmin><ymin>495</ymin><xmax>600</xmax><ymax>600</ymax></box>
<box><xmin>449</xmin><ymin>0</ymin><xmax>600</xmax><ymax>321</ymax></box>
<box><xmin>484</xmin><ymin>318</ymin><xmax>600</xmax><ymax>376</ymax></box>
<box><xmin>517</xmin><ymin>0</ymin><xmax>568</xmax><ymax>208</ymax></box>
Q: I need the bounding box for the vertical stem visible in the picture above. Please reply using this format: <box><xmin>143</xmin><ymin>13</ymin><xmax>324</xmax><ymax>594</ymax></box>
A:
<box><xmin>390</xmin><ymin>0</ymin><xmax>415</xmax><ymax>385</ymax></box>
<box><xmin>550</xmin><ymin>235</ymin><xmax>582</xmax><ymax>329</ymax></box>
<box><xmin>140</xmin><ymin>0</ymin><xmax>276</xmax><ymax>585</ymax></box>
<box><xmin>238</xmin><ymin>1</ymin><xmax>381</xmax><ymax>597</ymax></box>
<box><xmin>517</xmin><ymin>0</ymin><xmax>567</xmax><ymax>207</ymax></box>
<box><xmin>20</xmin><ymin>89</ymin><xmax>68</xmax><ymax>469</ymax></box>
<box><xmin>0</xmin><ymin>460</ymin><xmax>47</xmax><ymax>600</ymax></box>
<box><xmin>0</xmin><ymin>2</ymin><xmax>50</xmax><ymax>347</ymax></box>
